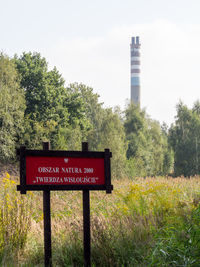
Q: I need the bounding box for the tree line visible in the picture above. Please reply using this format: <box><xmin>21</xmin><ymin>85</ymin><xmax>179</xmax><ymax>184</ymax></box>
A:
<box><xmin>0</xmin><ymin>52</ymin><xmax>199</xmax><ymax>177</ymax></box>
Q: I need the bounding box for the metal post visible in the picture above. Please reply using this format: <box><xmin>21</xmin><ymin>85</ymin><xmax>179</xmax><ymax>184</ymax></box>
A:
<box><xmin>43</xmin><ymin>142</ymin><xmax>52</xmax><ymax>267</ymax></box>
<box><xmin>82</xmin><ymin>142</ymin><xmax>91</xmax><ymax>267</ymax></box>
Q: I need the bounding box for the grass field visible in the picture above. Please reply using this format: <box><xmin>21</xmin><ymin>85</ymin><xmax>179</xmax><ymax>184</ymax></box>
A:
<box><xmin>1</xmin><ymin>174</ymin><xmax>200</xmax><ymax>266</ymax></box>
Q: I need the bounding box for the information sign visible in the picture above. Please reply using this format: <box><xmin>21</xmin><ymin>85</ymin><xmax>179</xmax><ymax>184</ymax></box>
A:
<box><xmin>17</xmin><ymin>147</ymin><xmax>113</xmax><ymax>193</ymax></box>
<box><xmin>17</xmin><ymin>143</ymin><xmax>113</xmax><ymax>267</ymax></box>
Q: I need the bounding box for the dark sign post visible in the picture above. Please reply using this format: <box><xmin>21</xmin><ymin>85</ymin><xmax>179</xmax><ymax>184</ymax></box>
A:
<box><xmin>17</xmin><ymin>142</ymin><xmax>113</xmax><ymax>267</ymax></box>
<box><xmin>82</xmin><ymin>142</ymin><xmax>91</xmax><ymax>267</ymax></box>
<box><xmin>43</xmin><ymin>142</ymin><xmax>52</xmax><ymax>267</ymax></box>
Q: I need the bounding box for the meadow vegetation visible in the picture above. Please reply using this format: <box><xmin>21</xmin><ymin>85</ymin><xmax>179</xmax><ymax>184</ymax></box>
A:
<box><xmin>1</xmin><ymin>173</ymin><xmax>200</xmax><ymax>266</ymax></box>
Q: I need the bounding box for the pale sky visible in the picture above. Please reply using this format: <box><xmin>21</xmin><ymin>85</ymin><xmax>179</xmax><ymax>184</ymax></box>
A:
<box><xmin>1</xmin><ymin>0</ymin><xmax>200</xmax><ymax>126</ymax></box>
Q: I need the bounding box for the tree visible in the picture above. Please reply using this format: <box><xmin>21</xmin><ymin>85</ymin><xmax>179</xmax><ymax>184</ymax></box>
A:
<box><xmin>169</xmin><ymin>101</ymin><xmax>200</xmax><ymax>176</ymax></box>
<box><xmin>0</xmin><ymin>53</ymin><xmax>25</xmax><ymax>161</ymax></box>
<box><xmin>124</xmin><ymin>103</ymin><xmax>173</xmax><ymax>177</ymax></box>
<box><xmin>14</xmin><ymin>52</ymin><xmax>71</xmax><ymax>149</ymax></box>
<box><xmin>15</xmin><ymin>52</ymin><xmax>68</xmax><ymax>124</ymax></box>
<box><xmin>147</xmin><ymin>119</ymin><xmax>173</xmax><ymax>175</ymax></box>
<box><xmin>65</xmin><ymin>83</ymin><xmax>127</xmax><ymax>178</ymax></box>
<box><xmin>97</xmin><ymin>108</ymin><xmax>127</xmax><ymax>179</ymax></box>
<box><xmin>124</xmin><ymin>103</ymin><xmax>149</xmax><ymax>176</ymax></box>
<box><xmin>124</xmin><ymin>103</ymin><xmax>147</xmax><ymax>158</ymax></box>
<box><xmin>67</xmin><ymin>83</ymin><xmax>104</xmax><ymax>150</ymax></box>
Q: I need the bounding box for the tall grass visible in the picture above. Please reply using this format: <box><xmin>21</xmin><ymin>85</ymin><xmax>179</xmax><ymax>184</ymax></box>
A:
<box><xmin>0</xmin><ymin>173</ymin><xmax>32</xmax><ymax>265</ymax></box>
<box><xmin>1</xmin><ymin>175</ymin><xmax>200</xmax><ymax>266</ymax></box>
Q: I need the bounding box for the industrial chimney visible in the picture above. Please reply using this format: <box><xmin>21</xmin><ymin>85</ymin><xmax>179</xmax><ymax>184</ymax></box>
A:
<box><xmin>130</xmin><ymin>36</ymin><xmax>141</xmax><ymax>106</ymax></box>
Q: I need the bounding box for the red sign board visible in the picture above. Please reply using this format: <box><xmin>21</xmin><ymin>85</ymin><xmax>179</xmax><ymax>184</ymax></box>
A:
<box><xmin>17</xmin><ymin>147</ymin><xmax>112</xmax><ymax>193</ymax></box>
<box><xmin>26</xmin><ymin>156</ymin><xmax>105</xmax><ymax>185</ymax></box>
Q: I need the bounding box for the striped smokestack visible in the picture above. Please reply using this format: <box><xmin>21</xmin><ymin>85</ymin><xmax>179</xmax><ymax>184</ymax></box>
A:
<box><xmin>130</xmin><ymin>36</ymin><xmax>141</xmax><ymax>106</ymax></box>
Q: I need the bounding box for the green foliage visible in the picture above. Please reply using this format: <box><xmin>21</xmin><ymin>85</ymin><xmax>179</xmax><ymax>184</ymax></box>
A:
<box><xmin>22</xmin><ymin>117</ymin><xmax>58</xmax><ymax>149</ymax></box>
<box><xmin>15</xmin><ymin>53</ymin><xmax>91</xmax><ymax>150</ymax></box>
<box><xmin>147</xmin><ymin>119</ymin><xmax>173</xmax><ymax>175</ymax></box>
<box><xmin>124</xmin><ymin>103</ymin><xmax>172</xmax><ymax>177</ymax></box>
<box><xmin>0</xmin><ymin>53</ymin><xmax>25</xmax><ymax>161</ymax></box>
<box><xmin>169</xmin><ymin>101</ymin><xmax>200</xmax><ymax>176</ymax></box>
<box><xmin>97</xmin><ymin>108</ymin><xmax>127</xmax><ymax>179</ymax></box>
<box><xmin>15</xmin><ymin>52</ymin><xmax>67</xmax><ymax>123</ymax></box>
<box><xmin>67</xmin><ymin>83</ymin><xmax>104</xmax><ymax>150</ymax></box>
<box><xmin>62</xmin><ymin>83</ymin><xmax>95</xmax><ymax>150</ymax></box>
<box><xmin>0</xmin><ymin>51</ymin><xmax>175</xmax><ymax>177</ymax></box>
<box><xmin>66</xmin><ymin>83</ymin><xmax>127</xmax><ymax>178</ymax></box>
<box><xmin>4</xmin><ymin>50</ymin><xmax>199</xmax><ymax>179</ymax></box>
<box><xmin>14</xmin><ymin>52</ymin><xmax>70</xmax><ymax>149</ymax></box>
<box><xmin>124</xmin><ymin>103</ymin><xmax>146</xmax><ymax>159</ymax></box>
